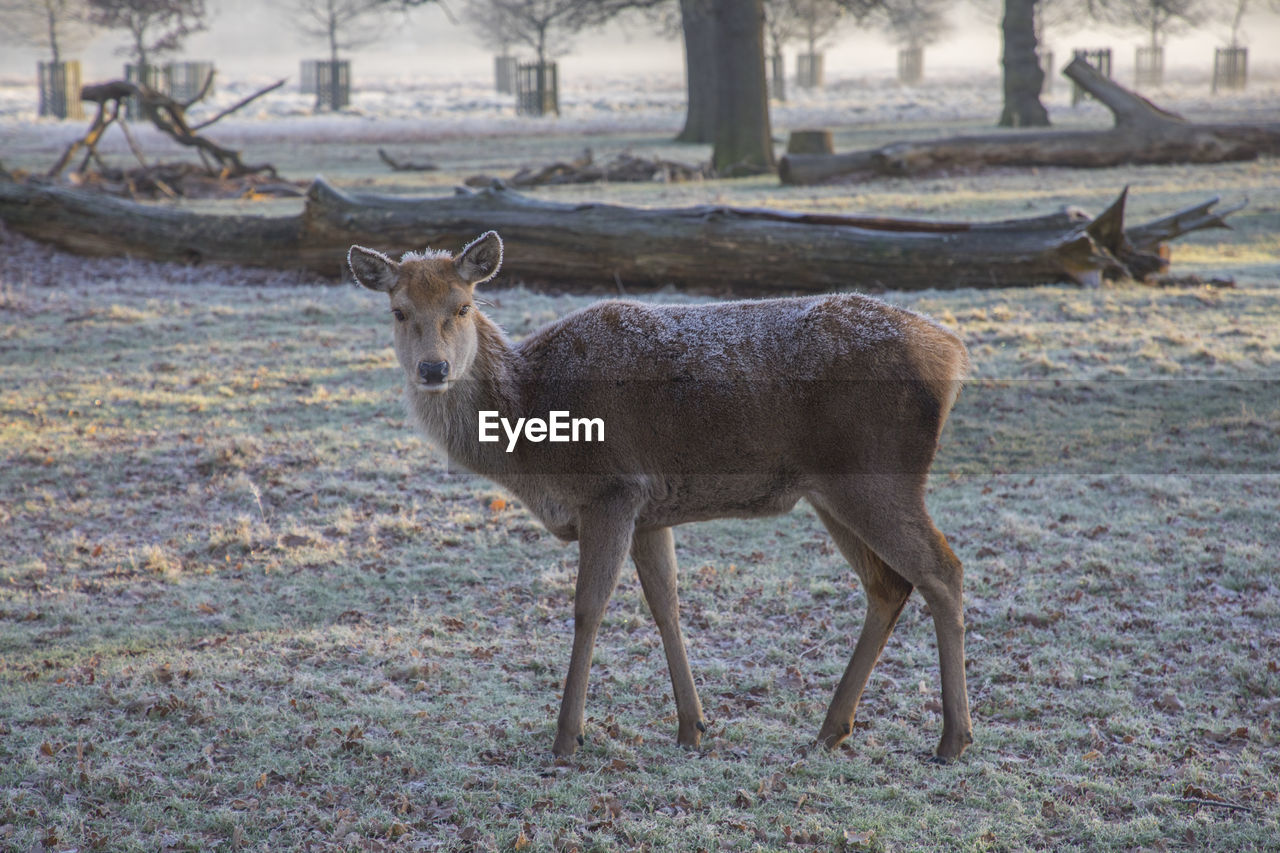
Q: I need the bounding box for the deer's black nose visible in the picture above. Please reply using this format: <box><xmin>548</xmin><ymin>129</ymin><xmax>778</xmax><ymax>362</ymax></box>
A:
<box><xmin>418</xmin><ymin>360</ymin><xmax>450</xmax><ymax>385</ymax></box>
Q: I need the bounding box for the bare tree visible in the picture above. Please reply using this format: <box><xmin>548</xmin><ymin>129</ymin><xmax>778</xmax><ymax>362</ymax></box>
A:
<box><xmin>284</xmin><ymin>0</ymin><xmax>441</xmax><ymax>65</ymax></box>
<box><xmin>788</xmin><ymin>0</ymin><xmax>846</xmax><ymax>58</ymax></box>
<box><xmin>462</xmin><ymin>0</ymin><xmax>522</xmax><ymax>55</ymax></box>
<box><xmin>880</xmin><ymin>0</ymin><xmax>950</xmax><ymax>50</ymax></box>
<box><xmin>0</xmin><ymin>0</ymin><xmax>95</xmax><ymax>65</ymax></box>
<box><xmin>288</xmin><ymin>0</ymin><xmax>395</xmax><ymax>65</ymax></box>
<box><xmin>763</xmin><ymin>0</ymin><xmax>801</xmax><ymax>93</ymax></box>
<box><xmin>1227</xmin><ymin>0</ymin><xmax>1246</xmax><ymax>43</ymax></box>
<box><xmin>1086</xmin><ymin>0</ymin><xmax>1206</xmax><ymax>53</ymax></box>
<box><xmin>1219</xmin><ymin>0</ymin><xmax>1280</xmax><ymax>46</ymax></box>
<box><xmin>830</xmin><ymin>0</ymin><xmax>884</xmax><ymax>18</ymax></box>
<box><xmin>763</xmin><ymin>0</ymin><xmax>846</xmax><ymax>58</ymax></box>
<box><xmin>461</xmin><ymin>0</ymin><xmax>635</xmax><ymax>66</ymax></box>
<box><xmin>87</xmin><ymin>0</ymin><xmax>208</xmax><ymax>68</ymax></box>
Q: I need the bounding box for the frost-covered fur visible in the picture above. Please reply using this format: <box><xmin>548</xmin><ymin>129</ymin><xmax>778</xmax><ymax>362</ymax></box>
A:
<box><xmin>349</xmin><ymin>232</ymin><xmax>975</xmax><ymax>763</ymax></box>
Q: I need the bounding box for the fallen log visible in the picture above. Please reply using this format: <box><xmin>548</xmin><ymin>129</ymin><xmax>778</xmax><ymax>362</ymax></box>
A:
<box><xmin>780</xmin><ymin>56</ymin><xmax>1280</xmax><ymax>185</ymax></box>
<box><xmin>0</xmin><ymin>174</ymin><xmax>1239</xmax><ymax>291</ymax></box>
<box><xmin>0</xmin><ymin>176</ymin><xmax>302</xmax><ymax>266</ymax></box>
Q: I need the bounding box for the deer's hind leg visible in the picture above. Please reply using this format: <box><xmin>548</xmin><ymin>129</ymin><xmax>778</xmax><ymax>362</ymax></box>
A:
<box><xmin>811</xmin><ymin>505</ymin><xmax>914</xmax><ymax>750</ymax></box>
<box><xmin>812</xmin><ymin>475</ymin><xmax>973</xmax><ymax>761</ymax></box>
<box><xmin>631</xmin><ymin>526</ymin><xmax>706</xmax><ymax>749</ymax></box>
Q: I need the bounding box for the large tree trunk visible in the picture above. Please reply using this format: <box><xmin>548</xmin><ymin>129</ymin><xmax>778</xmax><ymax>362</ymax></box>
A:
<box><xmin>998</xmin><ymin>0</ymin><xmax>1049</xmax><ymax>128</ymax></box>
<box><xmin>0</xmin><ymin>175</ymin><xmax>1237</xmax><ymax>291</ymax></box>
<box><xmin>676</xmin><ymin>0</ymin><xmax>717</xmax><ymax>144</ymax></box>
<box><xmin>710</xmin><ymin>0</ymin><xmax>775</xmax><ymax>175</ymax></box>
<box><xmin>781</xmin><ymin>57</ymin><xmax>1280</xmax><ymax>184</ymax></box>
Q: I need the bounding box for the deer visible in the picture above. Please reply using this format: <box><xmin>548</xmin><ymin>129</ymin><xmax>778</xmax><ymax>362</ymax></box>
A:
<box><xmin>348</xmin><ymin>231</ymin><xmax>974</xmax><ymax>761</ymax></box>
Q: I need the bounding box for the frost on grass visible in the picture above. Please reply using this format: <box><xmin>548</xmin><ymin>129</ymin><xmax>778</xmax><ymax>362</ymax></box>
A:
<box><xmin>1</xmin><ymin>157</ymin><xmax>1279</xmax><ymax>852</ymax></box>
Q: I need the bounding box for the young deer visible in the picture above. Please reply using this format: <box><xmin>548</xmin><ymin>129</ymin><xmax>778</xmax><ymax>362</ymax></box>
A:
<box><xmin>349</xmin><ymin>232</ymin><xmax>974</xmax><ymax>761</ymax></box>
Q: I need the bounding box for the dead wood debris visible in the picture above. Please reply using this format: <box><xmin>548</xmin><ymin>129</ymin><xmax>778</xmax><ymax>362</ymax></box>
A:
<box><xmin>66</xmin><ymin>164</ymin><xmax>306</xmax><ymax>200</ymax></box>
<box><xmin>779</xmin><ymin>57</ymin><xmax>1280</xmax><ymax>185</ymax></box>
<box><xmin>465</xmin><ymin>149</ymin><xmax>712</xmax><ymax>188</ymax></box>
<box><xmin>378</xmin><ymin>149</ymin><xmax>439</xmax><ymax>172</ymax></box>
<box><xmin>1148</xmin><ymin>274</ymin><xmax>1237</xmax><ymax>289</ymax></box>
<box><xmin>44</xmin><ymin>77</ymin><xmax>292</xmax><ymax>200</ymax></box>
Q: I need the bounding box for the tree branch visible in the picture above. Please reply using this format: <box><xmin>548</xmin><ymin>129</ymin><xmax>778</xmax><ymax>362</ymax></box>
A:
<box><xmin>189</xmin><ymin>77</ymin><xmax>285</xmax><ymax>132</ymax></box>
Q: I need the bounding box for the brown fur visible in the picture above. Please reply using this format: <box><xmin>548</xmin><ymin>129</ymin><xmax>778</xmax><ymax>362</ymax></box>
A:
<box><xmin>349</xmin><ymin>233</ymin><xmax>974</xmax><ymax>760</ymax></box>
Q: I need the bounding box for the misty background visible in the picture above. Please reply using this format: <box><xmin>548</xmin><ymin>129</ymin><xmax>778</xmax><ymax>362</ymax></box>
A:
<box><xmin>2</xmin><ymin>0</ymin><xmax>1275</xmax><ymax>85</ymax></box>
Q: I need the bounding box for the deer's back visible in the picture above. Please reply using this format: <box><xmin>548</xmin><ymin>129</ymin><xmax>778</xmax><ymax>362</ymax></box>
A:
<box><xmin>521</xmin><ymin>294</ymin><xmax>944</xmax><ymax>383</ymax></box>
<box><xmin>510</xmin><ymin>294</ymin><xmax>964</xmax><ymax>478</ymax></box>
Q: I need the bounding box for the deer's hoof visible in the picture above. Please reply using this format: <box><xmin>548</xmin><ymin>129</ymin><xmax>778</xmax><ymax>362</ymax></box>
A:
<box><xmin>816</xmin><ymin>721</ymin><xmax>853</xmax><ymax>749</ymax></box>
<box><xmin>933</xmin><ymin>729</ymin><xmax>973</xmax><ymax>762</ymax></box>
<box><xmin>676</xmin><ymin>719</ymin><xmax>706</xmax><ymax>749</ymax></box>
<box><xmin>551</xmin><ymin>732</ymin><xmax>583</xmax><ymax>757</ymax></box>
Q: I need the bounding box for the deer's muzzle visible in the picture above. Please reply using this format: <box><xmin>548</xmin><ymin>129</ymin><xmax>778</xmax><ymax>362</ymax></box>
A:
<box><xmin>417</xmin><ymin>360</ymin><xmax>450</xmax><ymax>387</ymax></box>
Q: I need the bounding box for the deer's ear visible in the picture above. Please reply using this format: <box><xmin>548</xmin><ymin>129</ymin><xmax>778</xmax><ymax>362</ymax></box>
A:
<box><xmin>348</xmin><ymin>245</ymin><xmax>399</xmax><ymax>292</ymax></box>
<box><xmin>455</xmin><ymin>231</ymin><xmax>503</xmax><ymax>285</ymax></box>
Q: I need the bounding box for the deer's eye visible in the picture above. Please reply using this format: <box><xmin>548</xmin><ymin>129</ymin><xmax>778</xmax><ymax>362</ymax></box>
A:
<box><xmin>457</xmin><ymin>305</ymin><xmax>471</xmax><ymax>318</ymax></box>
<box><xmin>391</xmin><ymin>308</ymin><xmax>406</xmax><ymax>322</ymax></box>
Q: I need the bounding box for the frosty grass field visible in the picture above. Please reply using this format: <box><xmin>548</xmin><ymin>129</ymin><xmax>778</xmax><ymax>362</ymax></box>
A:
<box><xmin>1</xmin><ymin>69</ymin><xmax>1279</xmax><ymax>851</ymax></box>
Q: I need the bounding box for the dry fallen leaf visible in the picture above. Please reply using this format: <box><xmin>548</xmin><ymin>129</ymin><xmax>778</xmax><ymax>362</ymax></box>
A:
<box><xmin>843</xmin><ymin>828</ymin><xmax>875</xmax><ymax>848</ymax></box>
<box><xmin>1183</xmin><ymin>784</ymin><xmax>1227</xmax><ymax>803</ymax></box>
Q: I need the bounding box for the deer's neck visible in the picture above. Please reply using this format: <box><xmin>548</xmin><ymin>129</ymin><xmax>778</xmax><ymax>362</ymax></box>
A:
<box><xmin>405</xmin><ymin>313</ymin><xmax>524</xmax><ymax>476</ymax></box>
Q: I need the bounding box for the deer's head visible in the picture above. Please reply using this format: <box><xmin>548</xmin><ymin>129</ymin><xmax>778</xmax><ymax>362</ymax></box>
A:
<box><xmin>348</xmin><ymin>232</ymin><xmax>503</xmax><ymax>393</ymax></box>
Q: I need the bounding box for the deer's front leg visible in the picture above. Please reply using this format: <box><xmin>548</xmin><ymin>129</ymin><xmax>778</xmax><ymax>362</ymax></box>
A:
<box><xmin>631</xmin><ymin>526</ymin><xmax>705</xmax><ymax>749</ymax></box>
<box><xmin>552</xmin><ymin>500</ymin><xmax>635</xmax><ymax>757</ymax></box>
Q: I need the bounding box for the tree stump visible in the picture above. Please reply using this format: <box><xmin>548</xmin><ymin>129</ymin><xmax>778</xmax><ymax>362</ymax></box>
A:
<box><xmin>786</xmin><ymin>130</ymin><xmax>834</xmax><ymax>156</ymax></box>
